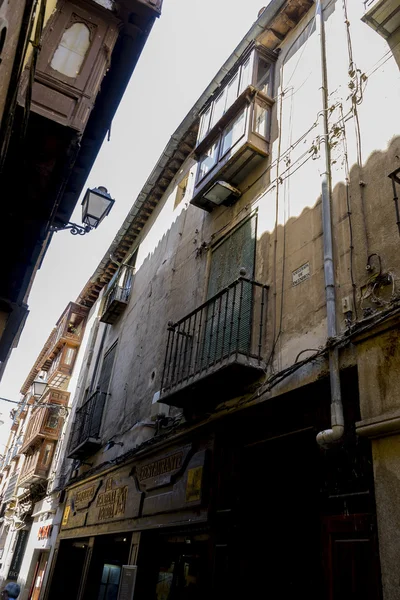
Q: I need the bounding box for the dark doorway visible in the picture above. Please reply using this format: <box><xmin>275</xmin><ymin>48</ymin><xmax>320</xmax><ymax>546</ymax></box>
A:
<box><xmin>136</xmin><ymin>530</ymin><xmax>210</xmax><ymax>600</ymax></box>
<box><xmin>84</xmin><ymin>533</ymin><xmax>131</xmax><ymax>600</ymax></box>
<box><xmin>236</xmin><ymin>430</ymin><xmax>321</xmax><ymax>599</ymax></box>
<box><xmin>46</xmin><ymin>538</ymin><xmax>89</xmax><ymax>600</ymax></box>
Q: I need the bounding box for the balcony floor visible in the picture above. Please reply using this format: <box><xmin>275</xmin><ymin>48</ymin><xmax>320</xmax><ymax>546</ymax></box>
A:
<box><xmin>160</xmin><ymin>352</ymin><xmax>266</xmax><ymax>409</ymax></box>
<box><xmin>67</xmin><ymin>437</ymin><xmax>102</xmax><ymax>460</ymax></box>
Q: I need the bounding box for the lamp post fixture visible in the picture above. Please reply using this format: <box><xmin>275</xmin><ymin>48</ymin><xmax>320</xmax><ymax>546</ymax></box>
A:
<box><xmin>32</xmin><ymin>376</ymin><xmax>48</xmax><ymax>399</ymax></box>
<box><xmin>52</xmin><ymin>186</ymin><xmax>115</xmax><ymax>236</ymax></box>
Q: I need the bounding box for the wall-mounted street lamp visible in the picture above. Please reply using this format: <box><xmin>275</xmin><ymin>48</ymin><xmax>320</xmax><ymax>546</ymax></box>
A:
<box><xmin>52</xmin><ymin>186</ymin><xmax>115</xmax><ymax>236</ymax></box>
<box><xmin>32</xmin><ymin>376</ymin><xmax>48</xmax><ymax>399</ymax></box>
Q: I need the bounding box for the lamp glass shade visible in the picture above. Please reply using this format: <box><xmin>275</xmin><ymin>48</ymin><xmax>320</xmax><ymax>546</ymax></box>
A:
<box><xmin>203</xmin><ymin>180</ymin><xmax>241</xmax><ymax>205</ymax></box>
<box><xmin>33</xmin><ymin>377</ymin><xmax>48</xmax><ymax>398</ymax></box>
<box><xmin>81</xmin><ymin>186</ymin><xmax>114</xmax><ymax>229</ymax></box>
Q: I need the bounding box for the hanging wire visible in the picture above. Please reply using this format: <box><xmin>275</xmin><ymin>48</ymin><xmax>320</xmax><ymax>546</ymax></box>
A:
<box><xmin>339</xmin><ymin>102</ymin><xmax>358</xmax><ymax>320</ymax></box>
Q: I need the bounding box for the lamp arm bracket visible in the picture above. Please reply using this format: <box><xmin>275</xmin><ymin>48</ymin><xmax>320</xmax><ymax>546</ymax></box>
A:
<box><xmin>51</xmin><ymin>222</ymin><xmax>91</xmax><ymax>236</ymax></box>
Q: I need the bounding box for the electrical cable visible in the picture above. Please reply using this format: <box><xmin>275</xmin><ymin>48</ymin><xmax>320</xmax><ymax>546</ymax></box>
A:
<box><xmin>339</xmin><ymin>102</ymin><xmax>358</xmax><ymax>320</ymax></box>
<box><xmin>341</xmin><ymin>0</ymin><xmax>370</xmax><ymax>259</ymax></box>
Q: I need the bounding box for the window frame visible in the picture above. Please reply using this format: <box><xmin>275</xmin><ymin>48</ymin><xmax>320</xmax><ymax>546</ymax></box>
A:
<box><xmin>195</xmin><ymin>45</ymin><xmax>275</xmax><ymax>150</ymax></box>
<box><xmin>219</xmin><ymin>105</ymin><xmax>248</xmax><ymax>161</ymax></box>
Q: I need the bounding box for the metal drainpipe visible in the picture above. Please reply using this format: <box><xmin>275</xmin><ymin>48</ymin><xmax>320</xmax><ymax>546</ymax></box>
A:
<box><xmin>315</xmin><ymin>0</ymin><xmax>344</xmax><ymax>446</ymax></box>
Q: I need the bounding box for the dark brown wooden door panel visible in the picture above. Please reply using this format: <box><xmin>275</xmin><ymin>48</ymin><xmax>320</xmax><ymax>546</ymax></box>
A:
<box><xmin>323</xmin><ymin>514</ymin><xmax>381</xmax><ymax>600</ymax></box>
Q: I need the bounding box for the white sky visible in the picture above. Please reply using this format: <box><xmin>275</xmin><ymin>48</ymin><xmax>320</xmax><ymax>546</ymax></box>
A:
<box><xmin>0</xmin><ymin>0</ymin><xmax>268</xmax><ymax>450</ymax></box>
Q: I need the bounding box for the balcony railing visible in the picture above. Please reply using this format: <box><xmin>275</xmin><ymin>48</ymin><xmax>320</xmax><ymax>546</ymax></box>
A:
<box><xmin>100</xmin><ymin>267</ymin><xmax>134</xmax><ymax>325</ymax></box>
<box><xmin>160</xmin><ymin>277</ymin><xmax>268</xmax><ymax>408</ymax></box>
<box><xmin>67</xmin><ymin>391</ymin><xmax>107</xmax><ymax>459</ymax></box>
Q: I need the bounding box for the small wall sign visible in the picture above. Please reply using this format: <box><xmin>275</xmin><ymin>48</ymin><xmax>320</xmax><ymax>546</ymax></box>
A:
<box><xmin>292</xmin><ymin>262</ymin><xmax>310</xmax><ymax>286</ymax></box>
<box><xmin>38</xmin><ymin>525</ymin><xmax>53</xmax><ymax>540</ymax></box>
<box><xmin>186</xmin><ymin>467</ymin><xmax>203</xmax><ymax>503</ymax></box>
<box><xmin>117</xmin><ymin>566</ymin><xmax>138</xmax><ymax>600</ymax></box>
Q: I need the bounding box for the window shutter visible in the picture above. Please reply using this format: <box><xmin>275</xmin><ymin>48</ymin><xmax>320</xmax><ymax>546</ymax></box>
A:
<box><xmin>207</xmin><ymin>213</ymin><xmax>256</xmax><ymax>299</ymax></box>
<box><xmin>97</xmin><ymin>342</ymin><xmax>117</xmax><ymax>394</ymax></box>
<box><xmin>205</xmin><ymin>214</ymin><xmax>257</xmax><ymax>361</ymax></box>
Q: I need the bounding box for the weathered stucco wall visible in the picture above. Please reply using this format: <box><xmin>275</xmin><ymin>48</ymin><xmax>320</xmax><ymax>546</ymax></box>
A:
<box><xmin>70</xmin><ymin>0</ymin><xmax>400</xmax><ymax>459</ymax></box>
<box><xmin>371</xmin><ymin>435</ymin><xmax>400</xmax><ymax>600</ymax></box>
<box><xmin>63</xmin><ymin>3</ymin><xmax>400</xmax><ymax>596</ymax></box>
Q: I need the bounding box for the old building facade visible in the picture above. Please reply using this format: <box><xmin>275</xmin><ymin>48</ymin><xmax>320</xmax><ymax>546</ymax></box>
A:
<box><xmin>13</xmin><ymin>0</ymin><xmax>400</xmax><ymax>598</ymax></box>
<box><xmin>0</xmin><ymin>299</ymin><xmax>93</xmax><ymax>599</ymax></box>
<box><xmin>0</xmin><ymin>0</ymin><xmax>163</xmax><ymax>381</ymax></box>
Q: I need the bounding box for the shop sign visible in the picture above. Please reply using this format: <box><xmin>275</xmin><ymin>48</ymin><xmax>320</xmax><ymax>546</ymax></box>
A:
<box><xmin>37</xmin><ymin>525</ymin><xmax>53</xmax><ymax>540</ymax></box>
<box><xmin>8</xmin><ymin>529</ymin><xmax>28</xmax><ymax>580</ymax></box>
<box><xmin>137</xmin><ymin>451</ymin><xmax>183</xmax><ymax>481</ymax></box>
<box><xmin>135</xmin><ymin>445</ymin><xmax>191</xmax><ymax>491</ymax></box>
<box><xmin>73</xmin><ymin>480</ymin><xmax>103</xmax><ymax>510</ymax></box>
<box><xmin>62</xmin><ymin>467</ymin><xmax>141</xmax><ymax>530</ymax></box>
<box><xmin>96</xmin><ymin>477</ymin><xmax>128</xmax><ymax>521</ymax></box>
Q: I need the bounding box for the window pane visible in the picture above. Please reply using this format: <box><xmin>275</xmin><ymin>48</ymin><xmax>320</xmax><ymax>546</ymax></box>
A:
<box><xmin>198</xmin><ymin>105</ymin><xmax>211</xmax><ymax>143</ymax></box>
<box><xmin>50</xmin><ymin>22</ymin><xmax>91</xmax><ymax>78</ymax></box>
<box><xmin>255</xmin><ymin>57</ymin><xmax>271</xmax><ymax>95</ymax></box>
<box><xmin>221</xmin><ymin>109</ymin><xmax>246</xmax><ymax>156</ymax></box>
<box><xmin>101</xmin><ymin>565</ymin><xmax>111</xmax><ymax>584</ymax></box>
<box><xmin>198</xmin><ymin>140</ymin><xmax>219</xmax><ymax>180</ymax></box>
<box><xmin>254</xmin><ymin>103</ymin><xmax>269</xmax><ymax>138</ymax></box>
<box><xmin>211</xmin><ymin>88</ymin><xmax>226</xmax><ymax>128</ymax></box>
<box><xmin>225</xmin><ymin>73</ymin><xmax>239</xmax><ymax>113</ymax></box>
<box><xmin>43</xmin><ymin>444</ymin><xmax>53</xmax><ymax>466</ymax></box>
<box><xmin>64</xmin><ymin>347</ymin><xmax>76</xmax><ymax>365</ymax></box>
<box><xmin>239</xmin><ymin>57</ymin><xmax>252</xmax><ymax>94</ymax></box>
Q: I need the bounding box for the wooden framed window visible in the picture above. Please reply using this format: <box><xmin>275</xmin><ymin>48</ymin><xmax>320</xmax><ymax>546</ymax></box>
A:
<box><xmin>196</xmin><ymin>45</ymin><xmax>275</xmax><ymax>149</ymax></box>
<box><xmin>50</xmin><ymin>22</ymin><xmax>91</xmax><ymax>78</ymax></box>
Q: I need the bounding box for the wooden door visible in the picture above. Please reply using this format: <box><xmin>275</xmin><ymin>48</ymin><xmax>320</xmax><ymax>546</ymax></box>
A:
<box><xmin>322</xmin><ymin>514</ymin><xmax>381</xmax><ymax>600</ymax></box>
<box><xmin>30</xmin><ymin>552</ymin><xmax>48</xmax><ymax>600</ymax></box>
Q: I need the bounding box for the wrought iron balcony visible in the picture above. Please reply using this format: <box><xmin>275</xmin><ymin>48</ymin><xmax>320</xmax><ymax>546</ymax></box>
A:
<box><xmin>100</xmin><ymin>283</ymin><xmax>131</xmax><ymax>324</ymax></box>
<box><xmin>100</xmin><ymin>266</ymin><xmax>134</xmax><ymax>325</ymax></box>
<box><xmin>67</xmin><ymin>390</ymin><xmax>107</xmax><ymax>459</ymax></box>
<box><xmin>160</xmin><ymin>277</ymin><xmax>268</xmax><ymax>408</ymax></box>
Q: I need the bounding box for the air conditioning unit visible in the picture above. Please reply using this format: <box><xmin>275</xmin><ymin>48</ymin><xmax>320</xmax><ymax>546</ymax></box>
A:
<box><xmin>362</xmin><ymin>0</ymin><xmax>400</xmax><ymax>38</ymax></box>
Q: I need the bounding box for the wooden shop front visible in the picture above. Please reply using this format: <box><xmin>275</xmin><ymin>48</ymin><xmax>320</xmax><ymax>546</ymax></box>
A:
<box><xmin>44</xmin><ymin>437</ymin><xmax>212</xmax><ymax>600</ymax></box>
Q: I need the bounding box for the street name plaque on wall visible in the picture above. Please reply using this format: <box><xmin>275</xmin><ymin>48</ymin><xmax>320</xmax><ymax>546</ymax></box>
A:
<box><xmin>292</xmin><ymin>262</ymin><xmax>310</xmax><ymax>286</ymax></box>
<box><xmin>117</xmin><ymin>566</ymin><xmax>138</xmax><ymax>600</ymax></box>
